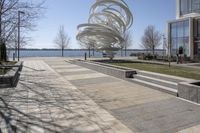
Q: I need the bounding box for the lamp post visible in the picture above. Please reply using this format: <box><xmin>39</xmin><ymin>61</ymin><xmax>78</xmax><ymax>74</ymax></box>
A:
<box><xmin>18</xmin><ymin>11</ymin><xmax>25</xmax><ymax>61</ymax></box>
<box><xmin>162</xmin><ymin>34</ymin><xmax>166</xmax><ymax>61</ymax></box>
<box><xmin>125</xmin><ymin>44</ymin><xmax>127</xmax><ymax>57</ymax></box>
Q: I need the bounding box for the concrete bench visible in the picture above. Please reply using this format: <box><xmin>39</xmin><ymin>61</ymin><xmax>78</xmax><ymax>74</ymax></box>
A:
<box><xmin>0</xmin><ymin>61</ymin><xmax>23</xmax><ymax>87</ymax></box>
<box><xmin>178</xmin><ymin>81</ymin><xmax>200</xmax><ymax>103</ymax></box>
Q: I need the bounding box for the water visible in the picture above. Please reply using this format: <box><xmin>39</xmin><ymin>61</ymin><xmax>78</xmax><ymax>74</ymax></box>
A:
<box><xmin>8</xmin><ymin>49</ymin><xmax>165</xmax><ymax>58</ymax></box>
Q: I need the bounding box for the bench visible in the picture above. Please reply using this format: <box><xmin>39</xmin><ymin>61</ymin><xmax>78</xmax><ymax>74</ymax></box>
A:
<box><xmin>0</xmin><ymin>61</ymin><xmax>23</xmax><ymax>87</ymax></box>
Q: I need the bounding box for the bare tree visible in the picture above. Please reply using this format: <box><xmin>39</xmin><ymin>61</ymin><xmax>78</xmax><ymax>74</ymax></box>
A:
<box><xmin>141</xmin><ymin>25</ymin><xmax>161</xmax><ymax>56</ymax></box>
<box><xmin>120</xmin><ymin>30</ymin><xmax>133</xmax><ymax>56</ymax></box>
<box><xmin>0</xmin><ymin>0</ymin><xmax>45</xmax><ymax>42</ymax></box>
<box><xmin>0</xmin><ymin>0</ymin><xmax>45</xmax><ymax>61</ymax></box>
<box><xmin>54</xmin><ymin>25</ymin><xmax>70</xmax><ymax>57</ymax></box>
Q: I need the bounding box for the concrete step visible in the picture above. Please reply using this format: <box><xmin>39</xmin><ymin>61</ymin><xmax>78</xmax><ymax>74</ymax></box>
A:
<box><xmin>130</xmin><ymin>78</ymin><xmax>178</xmax><ymax>96</ymax></box>
<box><xmin>134</xmin><ymin>75</ymin><xmax>178</xmax><ymax>90</ymax></box>
<box><xmin>137</xmin><ymin>71</ymin><xmax>191</xmax><ymax>83</ymax></box>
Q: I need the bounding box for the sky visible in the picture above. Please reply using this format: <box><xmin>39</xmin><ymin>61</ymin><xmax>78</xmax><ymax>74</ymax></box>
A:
<box><xmin>28</xmin><ymin>0</ymin><xmax>176</xmax><ymax>49</ymax></box>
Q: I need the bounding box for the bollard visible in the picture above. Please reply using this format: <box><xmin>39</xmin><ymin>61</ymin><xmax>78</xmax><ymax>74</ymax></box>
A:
<box><xmin>85</xmin><ymin>52</ymin><xmax>87</xmax><ymax>60</ymax></box>
<box><xmin>13</xmin><ymin>53</ymin><xmax>15</xmax><ymax>61</ymax></box>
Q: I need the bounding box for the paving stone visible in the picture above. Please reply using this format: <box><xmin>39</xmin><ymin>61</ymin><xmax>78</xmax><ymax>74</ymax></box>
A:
<box><xmin>59</xmin><ymin>70</ymin><xmax>97</xmax><ymax>76</ymax></box>
<box><xmin>111</xmin><ymin>98</ymin><xmax>200</xmax><ymax>133</ymax></box>
<box><xmin>50</xmin><ymin>65</ymin><xmax>81</xmax><ymax>69</ymax></box>
<box><xmin>3</xmin><ymin>58</ymin><xmax>200</xmax><ymax>133</ymax></box>
<box><xmin>70</xmin><ymin>76</ymin><xmax>120</xmax><ymax>86</ymax></box>
<box><xmin>64</xmin><ymin>73</ymin><xmax>109</xmax><ymax>81</ymax></box>
<box><xmin>0</xmin><ymin>59</ymin><xmax>133</xmax><ymax>133</ymax></box>
<box><xmin>176</xmin><ymin>124</ymin><xmax>200</xmax><ymax>133</ymax></box>
<box><xmin>55</xmin><ymin>68</ymin><xmax>89</xmax><ymax>73</ymax></box>
<box><xmin>57</xmin><ymin>59</ymin><xmax>200</xmax><ymax>133</ymax></box>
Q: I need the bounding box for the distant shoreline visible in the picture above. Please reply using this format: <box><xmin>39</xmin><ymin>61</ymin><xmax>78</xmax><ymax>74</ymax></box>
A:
<box><xmin>7</xmin><ymin>49</ymin><xmax>166</xmax><ymax>58</ymax></box>
<box><xmin>7</xmin><ymin>48</ymin><xmax>165</xmax><ymax>51</ymax></box>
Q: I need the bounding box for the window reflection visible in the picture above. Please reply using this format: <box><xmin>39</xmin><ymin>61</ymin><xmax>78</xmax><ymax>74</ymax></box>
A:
<box><xmin>180</xmin><ymin>0</ymin><xmax>200</xmax><ymax>15</ymax></box>
<box><xmin>192</xmin><ymin>0</ymin><xmax>200</xmax><ymax>12</ymax></box>
<box><xmin>197</xmin><ymin>20</ymin><xmax>200</xmax><ymax>37</ymax></box>
<box><xmin>170</xmin><ymin>19</ymin><xmax>189</xmax><ymax>56</ymax></box>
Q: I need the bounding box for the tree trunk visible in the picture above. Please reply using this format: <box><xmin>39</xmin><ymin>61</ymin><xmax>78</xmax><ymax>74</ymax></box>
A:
<box><xmin>93</xmin><ymin>48</ymin><xmax>94</xmax><ymax>56</ymax></box>
<box><xmin>121</xmin><ymin>48</ymin><xmax>123</xmax><ymax>57</ymax></box>
<box><xmin>89</xmin><ymin>47</ymin><xmax>91</xmax><ymax>58</ymax></box>
<box><xmin>0</xmin><ymin>12</ymin><xmax>2</xmax><ymax>39</ymax></box>
<box><xmin>0</xmin><ymin>43</ymin><xmax>1</xmax><ymax>61</ymax></box>
<box><xmin>62</xmin><ymin>48</ymin><xmax>64</xmax><ymax>57</ymax></box>
<box><xmin>153</xmin><ymin>46</ymin><xmax>155</xmax><ymax>59</ymax></box>
<box><xmin>152</xmin><ymin>46</ymin><xmax>155</xmax><ymax>56</ymax></box>
<box><xmin>0</xmin><ymin>41</ymin><xmax>7</xmax><ymax>61</ymax></box>
<box><xmin>125</xmin><ymin>47</ymin><xmax>127</xmax><ymax>56</ymax></box>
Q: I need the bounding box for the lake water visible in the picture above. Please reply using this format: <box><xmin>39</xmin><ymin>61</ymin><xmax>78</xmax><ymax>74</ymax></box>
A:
<box><xmin>7</xmin><ymin>49</ymin><xmax>165</xmax><ymax>58</ymax></box>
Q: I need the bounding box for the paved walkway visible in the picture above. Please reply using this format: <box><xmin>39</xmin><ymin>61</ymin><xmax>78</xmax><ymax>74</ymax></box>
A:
<box><xmin>1</xmin><ymin>58</ymin><xmax>200</xmax><ymax>133</ymax></box>
<box><xmin>0</xmin><ymin>59</ymin><xmax>132</xmax><ymax>133</ymax></box>
<box><xmin>47</xmin><ymin>58</ymin><xmax>200</xmax><ymax>133</ymax></box>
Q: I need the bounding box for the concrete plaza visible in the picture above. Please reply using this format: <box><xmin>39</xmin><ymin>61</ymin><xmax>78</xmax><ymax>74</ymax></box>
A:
<box><xmin>1</xmin><ymin>57</ymin><xmax>200</xmax><ymax>133</ymax></box>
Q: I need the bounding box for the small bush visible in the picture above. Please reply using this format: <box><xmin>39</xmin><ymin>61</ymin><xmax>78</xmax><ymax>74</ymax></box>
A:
<box><xmin>137</xmin><ymin>53</ymin><xmax>145</xmax><ymax>60</ymax></box>
<box><xmin>145</xmin><ymin>53</ymin><xmax>155</xmax><ymax>60</ymax></box>
<box><xmin>0</xmin><ymin>41</ymin><xmax>7</xmax><ymax>61</ymax></box>
<box><xmin>137</xmin><ymin>53</ymin><xmax>155</xmax><ymax>60</ymax></box>
<box><xmin>130</xmin><ymin>53</ymin><xmax>136</xmax><ymax>56</ymax></box>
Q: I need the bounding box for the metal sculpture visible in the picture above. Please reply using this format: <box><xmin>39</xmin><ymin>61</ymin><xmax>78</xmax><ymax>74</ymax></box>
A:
<box><xmin>77</xmin><ymin>0</ymin><xmax>133</xmax><ymax>56</ymax></box>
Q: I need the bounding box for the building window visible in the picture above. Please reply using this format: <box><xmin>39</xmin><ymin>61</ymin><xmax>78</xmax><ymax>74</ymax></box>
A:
<box><xmin>198</xmin><ymin>43</ymin><xmax>200</xmax><ymax>57</ymax></box>
<box><xmin>180</xmin><ymin>0</ymin><xmax>190</xmax><ymax>15</ymax></box>
<box><xmin>180</xmin><ymin>0</ymin><xmax>200</xmax><ymax>15</ymax></box>
<box><xmin>192</xmin><ymin>0</ymin><xmax>200</xmax><ymax>13</ymax></box>
<box><xmin>170</xmin><ymin>19</ymin><xmax>189</xmax><ymax>56</ymax></box>
<box><xmin>197</xmin><ymin>19</ymin><xmax>200</xmax><ymax>37</ymax></box>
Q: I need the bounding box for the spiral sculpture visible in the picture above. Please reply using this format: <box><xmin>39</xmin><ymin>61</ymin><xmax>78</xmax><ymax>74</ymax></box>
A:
<box><xmin>77</xmin><ymin>0</ymin><xmax>133</xmax><ymax>52</ymax></box>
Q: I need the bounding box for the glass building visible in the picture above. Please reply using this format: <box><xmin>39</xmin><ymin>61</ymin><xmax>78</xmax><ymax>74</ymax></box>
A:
<box><xmin>168</xmin><ymin>0</ymin><xmax>200</xmax><ymax>59</ymax></box>
<box><xmin>180</xmin><ymin>0</ymin><xmax>200</xmax><ymax>15</ymax></box>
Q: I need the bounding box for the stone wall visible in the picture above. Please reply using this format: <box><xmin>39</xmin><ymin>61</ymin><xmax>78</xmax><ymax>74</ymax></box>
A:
<box><xmin>178</xmin><ymin>81</ymin><xmax>200</xmax><ymax>103</ymax></box>
<box><xmin>69</xmin><ymin>60</ymin><xmax>136</xmax><ymax>80</ymax></box>
<box><xmin>0</xmin><ymin>61</ymin><xmax>23</xmax><ymax>87</ymax></box>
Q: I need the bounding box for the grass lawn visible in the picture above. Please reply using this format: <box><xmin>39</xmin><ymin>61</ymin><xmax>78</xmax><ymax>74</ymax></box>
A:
<box><xmin>107</xmin><ymin>62</ymin><xmax>200</xmax><ymax>80</ymax></box>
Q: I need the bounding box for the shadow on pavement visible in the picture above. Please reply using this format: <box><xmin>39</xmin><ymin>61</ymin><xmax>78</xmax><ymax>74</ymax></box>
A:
<box><xmin>0</xmin><ymin>68</ymin><xmax>117</xmax><ymax>133</ymax></box>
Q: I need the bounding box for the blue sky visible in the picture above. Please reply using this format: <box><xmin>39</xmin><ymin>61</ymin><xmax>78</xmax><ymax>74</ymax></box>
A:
<box><xmin>29</xmin><ymin>0</ymin><xmax>176</xmax><ymax>49</ymax></box>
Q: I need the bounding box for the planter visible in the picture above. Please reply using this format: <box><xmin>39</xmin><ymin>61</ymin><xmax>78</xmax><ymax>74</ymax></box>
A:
<box><xmin>178</xmin><ymin>81</ymin><xmax>200</xmax><ymax>103</ymax></box>
<box><xmin>69</xmin><ymin>60</ymin><xmax>136</xmax><ymax>80</ymax></box>
<box><xmin>0</xmin><ymin>61</ymin><xmax>23</xmax><ymax>88</ymax></box>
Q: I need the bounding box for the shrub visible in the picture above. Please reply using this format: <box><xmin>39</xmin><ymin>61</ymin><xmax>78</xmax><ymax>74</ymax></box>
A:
<box><xmin>137</xmin><ymin>53</ymin><xmax>145</xmax><ymax>60</ymax></box>
<box><xmin>130</xmin><ymin>53</ymin><xmax>137</xmax><ymax>56</ymax></box>
<box><xmin>137</xmin><ymin>53</ymin><xmax>155</xmax><ymax>60</ymax></box>
<box><xmin>144</xmin><ymin>53</ymin><xmax>154</xmax><ymax>60</ymax></box>
<box><xmin>0</xmin><ymin>40</ymin><xmax>7</xmax><ymax>61</ymax></box>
